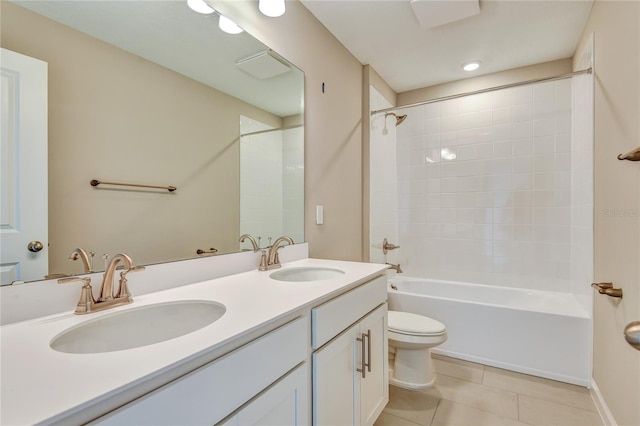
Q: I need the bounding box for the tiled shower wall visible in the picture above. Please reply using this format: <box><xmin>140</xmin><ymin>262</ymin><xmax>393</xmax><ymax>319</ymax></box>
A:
<box><xmin>240</xmin><ymin>128</ymin><xmax>284</xmax><ymax>245</ymax></box>
<box><xmin>394</xmin><ymin>80</ymin><xmax>577</xmax><ymax>292</ymax></box>
<box><xmin>240</xmin><ymin>118</ymin><xmax>304</xmax><ymax>248</ymax></box>
<box><xmin>282</xmin><ymin>126</ymin><xmax>304</xmax><ymax>245</ymax></box>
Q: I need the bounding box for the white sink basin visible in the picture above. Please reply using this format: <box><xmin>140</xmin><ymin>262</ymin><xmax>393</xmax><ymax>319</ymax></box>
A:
<box><xmin>50</xmin><ymin>300</ymin><xmax>226</xmax><ymax>354</ymax></box>
<box><xmin>269</xmin><ymin>267</ymin><xmax>345</xmax><ymax>282</ymax></box>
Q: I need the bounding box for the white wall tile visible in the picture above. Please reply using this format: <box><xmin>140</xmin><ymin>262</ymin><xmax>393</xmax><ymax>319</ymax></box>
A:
<box><xmin>493</xmin><ymin>107</ymin><xmax>513</xmax><ymax>125</ymax></box>
<box><xmin>384</xmin><ymin>79</ymin><xmax>583</xmax><ymax>294</ymax></box>
<box><xmin>492</xmin><ymin>88</ymin><xmax>513</xmax><ymax>108</ymax></box>
<box><xmin>513</xmin><ymin>86</ymin><xmax>533</xmax><ymax>105</ymax></box>
<box><xmin>533</xmin><ymin>136</ymin><xmax>555</xmax><ymax>154</ymax></box>
<box><xmin>513</xmin><ymin>121</ymin><xmax>534</xmax><ymax>139</ymax></box>
<box><xmin>513</xmin><ymin>103</ymin><xmax>533</xmax><ymax>122</ymax></box>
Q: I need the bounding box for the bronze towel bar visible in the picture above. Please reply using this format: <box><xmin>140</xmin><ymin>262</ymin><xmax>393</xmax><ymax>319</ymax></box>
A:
<box><xmin>90</xmin><ymin>179</ymin><xmax>177</xmax><ymax>192</ymax></box>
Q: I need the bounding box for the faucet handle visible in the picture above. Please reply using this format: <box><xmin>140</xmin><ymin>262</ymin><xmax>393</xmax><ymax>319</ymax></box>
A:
<box><xmin>58</xmin><ymin>276</ymin><xmax>95</xmax><ymax>314</ymax></box>
<box><xmin>115</xmin><ymin>266</ymin><xmax>145</xmax><ymax>300</ymax></box>
<box><xmin>258</xmin><ymin>250</ymin><xmax>269</xmax><ymax>271</ymax></box>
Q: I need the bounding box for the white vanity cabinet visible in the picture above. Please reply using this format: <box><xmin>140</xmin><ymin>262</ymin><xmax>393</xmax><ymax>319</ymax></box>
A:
<box><xmin>311</xmin><ymin>275</ymin><xmax>388</xmax><ymax>426</ymax></box>
<box><xmin>93</xmin><ymin>316</ymin><xmax>309</xmax><ymax>426</ymax></box>
<box><xmin>220</xmin><ymin>363</ymin><xmax>309</xmax><ymax>426</ymax></box>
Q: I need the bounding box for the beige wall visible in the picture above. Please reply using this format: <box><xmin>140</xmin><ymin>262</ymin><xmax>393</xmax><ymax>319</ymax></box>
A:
<box><xmin>1</xmin><ymin>2</ymin><xmax>281</xmax><ymax>275</ymax></box>
<box><xmin>211</xmin><ymin>1</ymin><xmax>365</xmax><ymax>261</ymax></box>
<box><xmin>574</xmin><ymin>1</ymin><xmax>640</xmax><ymax>425</ymax></box>
<box><xmin>398</xmin><ymin>58</ymin><xmax>572</xmax><ymax>106</ymax></box>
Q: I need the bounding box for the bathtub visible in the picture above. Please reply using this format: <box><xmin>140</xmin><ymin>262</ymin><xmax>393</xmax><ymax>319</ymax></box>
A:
<box><xmin>388</xmin><ymin>277</ymin><xmax>591</xmax><ymax>386</ymax></box>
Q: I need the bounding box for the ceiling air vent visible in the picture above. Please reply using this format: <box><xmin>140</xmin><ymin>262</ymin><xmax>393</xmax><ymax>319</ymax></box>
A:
<box><xmin>410</xmin><ymin>0</ymin><xmax>480</xmax><ymax>30</ymax></box>
<box><xmin>235</xmin><ymin>50</ymin><xmax>291</xmax><ymax>80</ymax></box>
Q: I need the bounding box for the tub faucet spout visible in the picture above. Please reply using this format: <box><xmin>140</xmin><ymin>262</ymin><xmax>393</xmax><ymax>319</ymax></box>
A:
<box><xmin>386</xmin><ymin>263</ymin><xmax>403</xmax><ymax>273</ymax></box>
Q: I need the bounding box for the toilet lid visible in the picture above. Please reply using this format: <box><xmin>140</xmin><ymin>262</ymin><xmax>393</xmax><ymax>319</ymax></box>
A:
<box><xmin>388</xmin><ymin>311</ymin><xmax>446</xmax><ymax>335</ymax></box>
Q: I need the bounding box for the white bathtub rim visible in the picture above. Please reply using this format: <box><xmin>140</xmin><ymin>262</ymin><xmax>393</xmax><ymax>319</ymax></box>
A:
<box><xmin>432</xmin><ymin>347</ymin><xmax>591</xmax><ymax>387</ymax></box>
<box><xmin>388</xmin><ymin>277</ymin><xmax>590</xmax><ymax>319</ymax></box>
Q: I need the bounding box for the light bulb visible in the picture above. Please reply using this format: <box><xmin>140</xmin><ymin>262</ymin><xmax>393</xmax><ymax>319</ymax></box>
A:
<box><xmin>187</xmin><ymin>0</ymin><xmax>214</xmax><ymax>15</ymax></box>
<box><xmin>259</xmin><ymin>0</ymin><xmax>286</xmax><ymax>17</ymax></box>
<box><xmin>219</xmin><ymin>15</ymin><xmax>243</xmax><ymax>34</ymax></box>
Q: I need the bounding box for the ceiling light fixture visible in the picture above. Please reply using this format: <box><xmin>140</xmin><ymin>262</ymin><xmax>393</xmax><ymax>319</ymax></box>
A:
<box><xmin>259</xmin><ymin>0</ymin><xmax>286</xmax><ymax>17</ymax></box>
<box><xmin>462</xmin><ymin>61</ymin><xmax>481</xmax><ymax>71</ymax></box>
<box><xmin>218</xmin><ymin>15</ymin><xmax>244</xmax><ymax>34</ymax></box>
<box><xmin>187</xmin><ymin>0</ymin><xmax>214</xmax><ymax>14</ymax></box>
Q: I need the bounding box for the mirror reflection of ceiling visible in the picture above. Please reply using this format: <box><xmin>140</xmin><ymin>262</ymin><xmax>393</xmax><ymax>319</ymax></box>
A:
<box><xmin>13</xmin><ymin>0</ymin><xmax>303</xmax><ymax>117</ymax></box>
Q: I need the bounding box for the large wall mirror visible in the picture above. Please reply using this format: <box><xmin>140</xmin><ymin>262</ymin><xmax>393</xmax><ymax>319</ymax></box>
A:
<box><xmin>0</xmin><ymin>1</ymin><xmax>304</xmax><ymax>285</ymax></box>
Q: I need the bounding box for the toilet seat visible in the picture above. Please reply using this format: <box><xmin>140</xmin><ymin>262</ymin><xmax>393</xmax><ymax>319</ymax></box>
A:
<box><xmin>388</xmin><ymin>311</ymin><xmax>446</xmax><ymax>336</ymax></box>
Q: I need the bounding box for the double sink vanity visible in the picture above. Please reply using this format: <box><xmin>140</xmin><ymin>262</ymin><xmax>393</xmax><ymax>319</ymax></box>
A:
<box><xmin>0</xmin><ymin>245</ymin><xmax>389</xmax><ymax>425</ymax></box>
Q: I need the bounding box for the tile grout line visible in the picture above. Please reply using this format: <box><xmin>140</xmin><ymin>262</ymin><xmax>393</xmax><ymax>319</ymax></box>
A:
<box><xmin>428</xmin><ymin>394</ymin><xmax>443</xmax><ymax>426</ymax></box>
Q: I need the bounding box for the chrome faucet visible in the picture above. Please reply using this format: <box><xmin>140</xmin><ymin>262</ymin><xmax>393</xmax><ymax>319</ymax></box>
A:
<box><xmin>239</xmin><ymin>234</ymin><xmax>260</xmax><ymax>252</ymax></box>
<box><xmin>58</xmin><ymin>253</ymin><xmax>144</xmax><ymax>314</ymax></box>
<box><xmin>259</xmin><ymin>236</ymin><xmax>294</xmax><ymax>271</ymax></box>
<box><xmin>68</xmin><ymin>248</ymin><xmax>95</xmax><ymax>273</ymax></box>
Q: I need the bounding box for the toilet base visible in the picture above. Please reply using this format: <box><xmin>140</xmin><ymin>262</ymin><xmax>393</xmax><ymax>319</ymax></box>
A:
<box><xmin>389</xmin><ymin>347</ymin><xmax>437</xmax><ymax>390</ymax></box>
<box><xmin>389</xmin><ymin>375</ymin><xmax>435</xmax><ymax>390</ymax></box>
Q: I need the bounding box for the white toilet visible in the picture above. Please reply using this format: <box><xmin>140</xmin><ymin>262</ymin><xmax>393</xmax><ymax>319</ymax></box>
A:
<box><xmin>387</xmin><ymin>311</ymin><xmax>447</xmax><ymax>390</ymax></box>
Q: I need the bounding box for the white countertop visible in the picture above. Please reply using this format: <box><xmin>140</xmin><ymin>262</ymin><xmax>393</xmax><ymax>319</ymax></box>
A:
<box><xmin>0</xmin><ymin>258</ymin><xmax>387</xmax><ymax>425</ymax></box>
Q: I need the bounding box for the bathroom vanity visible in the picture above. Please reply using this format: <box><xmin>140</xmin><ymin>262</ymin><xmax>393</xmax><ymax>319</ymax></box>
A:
<box><xmin>0</xmin><ymin>254</ymin><xmax>388</xmax><ymax>425</ymax></box>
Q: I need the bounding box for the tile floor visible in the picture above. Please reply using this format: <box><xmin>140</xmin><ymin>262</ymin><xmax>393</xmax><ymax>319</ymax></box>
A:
<box><xmin>375</xmin><ymin>355</ymin><xmax>603</xmax><ymax>426</ymax></box>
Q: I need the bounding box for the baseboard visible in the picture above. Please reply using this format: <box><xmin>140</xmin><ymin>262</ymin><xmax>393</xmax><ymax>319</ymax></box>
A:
<box><xmin>590</xmin><ymin>378</ymin><xmax>617</xmax><ymax>426</ymax></box>
<box><xmin>432</xmin><ymin>348</ymin><xmax>590</xmax><ymax>387</ymax></box>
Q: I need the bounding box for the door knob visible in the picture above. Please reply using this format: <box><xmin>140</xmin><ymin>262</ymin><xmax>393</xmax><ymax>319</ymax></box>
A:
<box><xmin>624</xmin><ymin>321</ymin><xmax>640</xmax><ymax>351</ymax></box>
<box><xmin>27</xmin><ymin>241</ymin><xmax>44</xmax><ymax>252</ymax></box>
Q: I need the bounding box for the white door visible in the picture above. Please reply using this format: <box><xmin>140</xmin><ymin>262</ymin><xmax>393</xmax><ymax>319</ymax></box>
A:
<box><xmin>0</xmin><ymin>48</ymin><xmax>48</xmax><ymax>284</ymax></box>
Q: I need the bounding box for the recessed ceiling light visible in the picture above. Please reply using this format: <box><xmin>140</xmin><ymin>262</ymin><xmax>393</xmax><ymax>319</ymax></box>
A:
<box><xmin>462</xmin><ymin>61</ymin><xmax>481</xmax><ymax>71</ymax></box>
<box><xmin>187</xmin><ymin>0</ymin><xmax>214</xmax><ymax>15</ymax></box>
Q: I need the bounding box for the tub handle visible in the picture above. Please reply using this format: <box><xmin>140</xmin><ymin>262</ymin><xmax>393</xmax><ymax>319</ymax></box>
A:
<box><xmin>591</xmin><ymin>282</ymin><xmax>623</xmax><ymax>298</ymax></box>
<box><xmin>383</xmin><ymin>238</ymin><xmax>400</xmax><ymax>255</ymax></box>
<box><xmin>356</xmin><ymin>334</ymin><xmax>367</xmax><ymax>379</ymax></box>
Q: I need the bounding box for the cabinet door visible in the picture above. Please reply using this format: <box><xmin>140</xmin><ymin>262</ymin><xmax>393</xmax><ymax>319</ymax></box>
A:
<box><xmin>312</xmin><ymin>323</ymin><xmax>359</xmax><ymax>426</ymax></box>
<box><xmin>359</xmin><ymin>304</ymin><xmax>388</xmax><ymax>426</ymax></box>
<box><xmin>221</xmin><ymin>363</ymin><xmax>309</xmax><ymax>426</ymax></box>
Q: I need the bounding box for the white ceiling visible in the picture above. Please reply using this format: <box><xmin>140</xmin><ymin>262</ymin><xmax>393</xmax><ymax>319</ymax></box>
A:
<box><xmin>300</xmin><ymin>0</ymin><xmax>594</xmax><ymax>93</ymax></box>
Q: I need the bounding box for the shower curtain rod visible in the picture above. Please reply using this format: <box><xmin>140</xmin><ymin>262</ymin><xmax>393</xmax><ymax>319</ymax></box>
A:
<box><xmin>370</xmin><ymin>67</ymin><xmax>592</xmax><ymax>116</ymax></box>
<box><xmin>240</xmin><ymin>124</ymin><xmax>303</xmax><ymax>137</ymax></box>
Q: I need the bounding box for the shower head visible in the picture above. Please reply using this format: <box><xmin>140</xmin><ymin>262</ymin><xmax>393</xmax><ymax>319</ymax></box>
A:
<box><xmin>385</xmin><ymin>112</ymin><xmax>408</xmax><ymax>127</ymax></box>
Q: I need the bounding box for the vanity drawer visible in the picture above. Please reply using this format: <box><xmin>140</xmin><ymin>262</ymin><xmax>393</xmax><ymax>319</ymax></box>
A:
<box><xmin>95</xmin><ymin>316</ymin><xmax>309</xmax><ymax>425</ymax></box>
<box><xmin>311</xmin><ymin>274</ymin><xmax>387</xmax><ymax>349</ymax></box>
